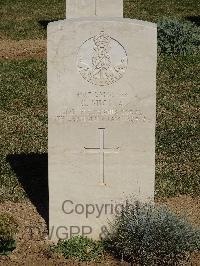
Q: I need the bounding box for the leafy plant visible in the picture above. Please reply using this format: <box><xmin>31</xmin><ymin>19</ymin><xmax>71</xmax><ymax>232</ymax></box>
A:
<box><xmin>158</xmin><ymin>18</ymin><xmax>200</xmax><ymax>55</ymax></box>
<box><xmin>51</xmin><ymin>236</ymin><xmax>104</xmax><ymax>262</ymax></box>
<box><xmin>104</xmin><ymin>201</ymin><xmax>200</xmax><ymax>265</ymax></box>
<box><xmin>0</xmin><ymin>213</ymin><xmax>18</xmax><ymax>255</ymax></box>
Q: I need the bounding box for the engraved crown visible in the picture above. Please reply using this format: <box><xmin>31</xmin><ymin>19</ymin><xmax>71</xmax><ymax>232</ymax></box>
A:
<box><xmin>93</xmin><ymin>31</ymin><xmax>110</xmax><ymax>47</ymax></box>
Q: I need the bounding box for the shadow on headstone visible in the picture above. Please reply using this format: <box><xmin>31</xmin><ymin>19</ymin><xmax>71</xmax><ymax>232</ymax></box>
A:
<box><xmin>6</xmin><ymin>153</ymin><xmax>48</xmax><ymax>226</ymax></box>
<box><xmin>186</xmin><ymin>16</ymin><xmax>200</xmax><ymax>26</ymax></box>
<box><xmin>38</xmin><ymin>19</ymin><xmax>64</xmax><ymax>29</ymax></box>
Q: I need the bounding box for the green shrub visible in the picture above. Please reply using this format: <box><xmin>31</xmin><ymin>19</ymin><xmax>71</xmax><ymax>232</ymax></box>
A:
<box><xmin>158</xmin><ymin>18</ymin><xmax>200</xmax><ymax>55</ymax></box>
<box><xmin>104</xmin><ymin>202</ymin><xmax>200</xmax><ymax>265</ymax></box>
<box><xmin>0</xmin><ymin>213</ymin><xmax>18</xmax><ymax>255</ymax></box>
<box><xmin>51</xmin><ymin>236</ymin><xmax>104</xmax><ymax>262</ymax></box>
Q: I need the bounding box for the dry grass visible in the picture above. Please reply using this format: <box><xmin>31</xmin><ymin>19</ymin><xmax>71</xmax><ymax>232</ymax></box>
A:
<box><xmin>124</xmin><ymin>0</ymin><xmax>200</xmax><ymax>22</ymax></box>
<box><xmin>0</xmin><ymin>0</ymin><xmax>199</xmax><ymax>39</ymax></box>
<box><xmin>0</xmin><ymin>0</ymin><xmax>65</xmax><ymax>40</ymax></box>
<box><xmin>156</xmin><ymin>55</ymin><xmax>200</xmax><ymax>197</ymax></box>
<box><xmin>0</xmin><ymin>40</ymin><xmax>46</xmax><ymax>59</ymax></box>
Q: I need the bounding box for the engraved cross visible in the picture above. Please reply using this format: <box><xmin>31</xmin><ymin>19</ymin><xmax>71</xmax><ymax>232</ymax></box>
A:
<box><xmin>84</xmin><ymin>128</ymin><xmax>119</xmax><ymax>185</ymax></box>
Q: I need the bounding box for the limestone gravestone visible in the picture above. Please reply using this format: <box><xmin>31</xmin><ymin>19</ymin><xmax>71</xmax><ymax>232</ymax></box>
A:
<box><xmin>48</xmin><ymin>0</ymin><xmax>157</xmax><ymax>242</ymax></box>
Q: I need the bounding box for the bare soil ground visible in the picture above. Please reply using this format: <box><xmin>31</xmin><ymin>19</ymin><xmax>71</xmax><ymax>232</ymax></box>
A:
<box><xmin>0</xmin><ymin>40</ymin><xmax>46</xmax><ymax>59</ymax></box>
<box><xmin>0</xmin><ymin>201</ymin><xmax>126</xmax><ymax>266</ymax></box>
<box><xmin>157</xmin><ymin>195</ymin><xmax>200</xmax><ymax>226</ymax></box>
<box><xmin>0</xmin><ymin>196</ymin><xmax>199</xmax><ymax>265</ymax></box>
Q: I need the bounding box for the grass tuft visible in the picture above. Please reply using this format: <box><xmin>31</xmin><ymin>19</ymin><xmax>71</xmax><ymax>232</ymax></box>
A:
<box><xmin>0</xmin><ymin>213</ymin><xmax>18</xmax><ymax>255</ymax></box>
<box><xmin>51</xmin><ymin>236</ymin><xmax>104</xmax><ymax>262</ymax></box>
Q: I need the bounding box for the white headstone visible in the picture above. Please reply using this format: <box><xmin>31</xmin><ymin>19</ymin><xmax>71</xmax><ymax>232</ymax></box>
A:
<box><xmin>48</xmin><ymin>0</ymin><xmax>157</xmax><ymax>242</ymax></box>
<box><xmin>66</xmin><ymin>0</ymin><xmax>123</xmax><ymax>17</ymax></box>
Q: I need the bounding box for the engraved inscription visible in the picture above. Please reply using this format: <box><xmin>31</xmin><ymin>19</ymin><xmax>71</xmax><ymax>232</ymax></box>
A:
<box><xmin>56</xmin><ymin>89</ymin><xmax>149</xmax><ymax>123</ymax></box>
<box><xmin>57</xmin><ymin>108</ymin><xmax>147</xmax><ymax>123</ymax></box>
<box><xmin>84</xmin><ymin>128</ymin><xmax>119</xmax><ymax>185</ymax></box>
<box><xmin>77</xmin><ymin>31</ymin><xmax>128</xmax><ymax>86</ymax></box>
<box><xmin>77</xmin><ymin>91</ymin><xmax>114</xmax><ymax>107</ymax></box>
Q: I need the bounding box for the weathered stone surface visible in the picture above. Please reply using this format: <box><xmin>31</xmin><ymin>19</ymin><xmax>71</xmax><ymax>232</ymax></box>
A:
<box><xmin>48</xmin><ymin>2</ymin><xmax>157</xmax><ymax>242</ymax></box>
<box><xmin>66</xmin><ymin>0</ymin><xmax>123</xmax><ymax>17</ymax></box>
<box><xmin>66</xmin><ymin>0</ymin><xmax>95</xmax><ymax>18</ymax></box>
<box><xmin>96</xmin><ymin>0</ymin><xmax>123</xmax><ymax>17</ymax></box>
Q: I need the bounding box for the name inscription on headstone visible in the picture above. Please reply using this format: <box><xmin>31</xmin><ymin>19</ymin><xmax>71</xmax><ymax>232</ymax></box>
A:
<box><xmin>56</xmin><ymin>90</ymin><xmax>148</xmax><ymax>123</ymax></box>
